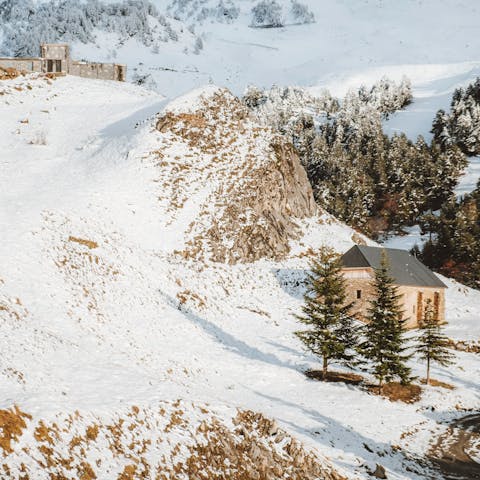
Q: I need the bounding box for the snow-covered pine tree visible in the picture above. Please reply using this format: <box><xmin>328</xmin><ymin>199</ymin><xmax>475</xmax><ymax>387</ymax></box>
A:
<box><xmin>290</xmin><ymin>0</ymin><xmax>315</xmax><ymax>24</ymax></box>
<box><xmin>295</xmin><ymin>247</ymin><xmax>359</xmax><ymax>379</ymax></box>
<box><xmin>431</xmin><ymin>109</ymin><xmax>452</xmax><ymax>150</ymax></box>
<box><xmin>416</xmin><ymin>299</ymin><xmax>454</xmax><ymax>385</ymax></box>
<box><xmin>0</xmin><ymin>0</ymin><xmax>176</xmax><ymax>57</ymax></box>
<box><xmin>361</xmin><ymin>251</ymin><xmax>412</xmax><ymax>387</ymax></box>
<box><xmin>243</xmin><ymin>78</ymin><xmax>464</xmax><ymax>238</ymax></box>
<box><xmin>432</xmin><ymin>78</ymin><xmax>480</xmax><ymax>155</ymax></box>
<box><xmin>418</xmin><ymin>180</ymin><xmax>480</xmax><ymax>288</ymax></box>
<box><xmin>250</xmin><ymin>0</ymin><xmax>284</xmax><ymax>28</ymax></box>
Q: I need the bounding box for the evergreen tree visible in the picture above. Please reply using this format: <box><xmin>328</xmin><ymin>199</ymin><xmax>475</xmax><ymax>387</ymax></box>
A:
<box><xmin>243</xmin><ymin>78</ymin><xmax>466</xmax><ymax>238</ymax></box>
<box><xmin>361</xmin><ymin>251</ymin><xmax>412</xmax><ymax>387</ymax></box>
<box><xmin>432</xmin><ymin>78</ymin><xmax>480</xmax><ymax>156</ymax></box>
<box><xmin>416</xmin><ymin>299</ymin><xmax>454</xmax><ymax>385</ymax></box>
<box><xmin>418</xmin><ymin>181</ymin><xmax>480</xmax><ymax>288</ymax></box>
<box><xmin>250</xmin><ymin>0</ymin><xmax>283</xmax><ymax>28</ymax></box>
<box><xmin>295</xmin><ymin>247</ymin><xmax>359</xmax><ymax>379</ymax></box>
<box><xmin>431</xmin><ymin>109</ymin><xmax>451</xmax><ymax>150</ymax></box>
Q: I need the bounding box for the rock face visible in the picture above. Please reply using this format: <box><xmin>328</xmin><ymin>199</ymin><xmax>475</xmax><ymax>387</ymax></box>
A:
<box><xmin>0</xmin><ymin>67</ymin><xmax>21</xmax><ymax>80</ymax></box>
<box><xmin>372</xmin><ymin>464</ymin><xmax>388</xmax><ymax>479</ymax></box>
<box><xmin>446</xmin><ymin>338</ymin><xmax>480</xmax><ymax>353</ymax></box>
<box><xmin>155</xmin><ymin>87</ymin><xmax>317</xmax><ymax>264</ymax></box>
<box><xmin>0</xmin><ymin>403</ymin><xmax>345</xmax><ymax>480</ymax></box>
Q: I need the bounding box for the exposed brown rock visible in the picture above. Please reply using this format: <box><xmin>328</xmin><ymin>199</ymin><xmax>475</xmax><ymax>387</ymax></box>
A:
<box><xmin>0</xmin><ymin>67</ymin><xmax>22</xmax><ymax>81</ymax></box>
<box><xmin>0</xmin><ymin>403</ymin><xmax>344</xmax><ymax>480</ymax></box>
<box><xmin>446</xmin><ymin>338</ymin><xmax>480</xmax><ymax>353</ymax></box>
<box><xmin>155</xmin><ymin>88</ymin><xmax>317</xmax><ymax>264</ymax></box>
<box><xmin>351</xmin><ymin>232</ymin><xmax>367</xmax><ymax>245</ymax></box>
<box><xmin>156</xmin><ymin>90</ymin><xmax>317</xmax><ymax>264</ymax></box>
<box><xmin>372</xmin><ymin>463</ymin><xmax>387</xmax><ymax>479</ymax></box>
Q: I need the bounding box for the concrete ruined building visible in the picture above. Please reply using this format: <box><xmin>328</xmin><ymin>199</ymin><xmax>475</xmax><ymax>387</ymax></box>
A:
<box><xmin>341</xmin><ymin>245</ymin><xmax>446</xmax><ymax>328</ymax></box>
<box><xmin>0</xmin><ymin>44</ymin><xmax>126</xmax><ymax>81</ymax></box>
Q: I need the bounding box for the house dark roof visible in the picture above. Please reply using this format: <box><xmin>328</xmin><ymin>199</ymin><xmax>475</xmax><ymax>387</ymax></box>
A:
<box><xmin>341</xmin><ymin>245</ymin><xmax>447</xmax><ymax>289</ymax></box>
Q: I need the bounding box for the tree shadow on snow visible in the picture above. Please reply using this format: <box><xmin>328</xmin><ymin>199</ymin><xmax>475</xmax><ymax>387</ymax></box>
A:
<box><xmin>99</xmin><ymin>99</ymin><xmax>168</xmax><ymax>139</ymax></box>
<box><xmin>272</xmin><ymin>268</ymin><xmax>308</xmax><ymax>300</ymax></box>
<box><xmin>251</xmin><ymin>389</ymin><xmax>429</xmax><ymax>479</ymax></box>
<box><xmin>158</xmin><ymin>289</ymin><xmax>299</xmax><ymax>372</ymax></box>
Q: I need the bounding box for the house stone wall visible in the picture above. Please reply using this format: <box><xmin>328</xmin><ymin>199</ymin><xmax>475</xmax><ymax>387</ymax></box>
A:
<box><xmin>0</xmin><ymin>58</ymin><xmax>42</xmax><ymax>73</ymax></box>
<box><xmin>69</xmin><ymin>61</ymin><xmax>125</xmax><ymax>81</ymax></box>
<box><xmin>40</xmin><ymin>44</ymin><xmax>69</xmax><ymax>61</ymax></box>
<box><xmin>342</xmin><ymin>267</ymin><xmax>376</xmax><ymax>320</ymax></box>
<box><xmin>397</xmin><ymin>285</ymin><xmax>446</xmax><ymax>327</ymax></box>
<box><xmin>342</xmin><ymin>267</ymin><xmax>446</xmax><ymax>328</ymax></box>
<box><xmin>0</xmin><ymin>44</ymin><xmax>126</xmax><ymax>81</ymax></box>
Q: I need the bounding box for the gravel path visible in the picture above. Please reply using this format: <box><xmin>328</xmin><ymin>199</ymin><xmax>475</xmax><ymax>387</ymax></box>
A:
<box><xmin>430</xmin><ymin>414</ymin><xmax>480</xmax><ymax>479</ymax></box>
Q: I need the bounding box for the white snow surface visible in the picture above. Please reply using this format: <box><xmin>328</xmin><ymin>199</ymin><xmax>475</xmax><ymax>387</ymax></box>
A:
<box><xmin>68</xmin><ymin>0</ymin><xmax>480</xmax><ymax>198</ymax></box>
<box><xmin>67</xmin><ymin>1</ymin><xmax>480</xmax><ymax>103</ymax></box>
<box><xmin>0</xmin><ymin>74</ymin><xmax>479</xmax><ymax>479</ymax></box>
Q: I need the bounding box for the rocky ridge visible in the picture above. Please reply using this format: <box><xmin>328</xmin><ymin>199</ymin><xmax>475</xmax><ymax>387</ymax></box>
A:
<box><xmin>0</xmin><ymin>402</ymin><xmax>344</xmax><ymax>480</ymax></box>
<box><xmin>154</xmin><ymin>86</ymin><xmax>317</xmax><ymax>264</ymax></box>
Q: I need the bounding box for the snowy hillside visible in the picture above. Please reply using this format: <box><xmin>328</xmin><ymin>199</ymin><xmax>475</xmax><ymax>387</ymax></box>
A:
<box><xmin>1</xmin><ymin>73</ymin><xmax>479</xmax><ymax>479</ymax></box>
<box><xmin>2</xmin><ymin>0</ymin><xmax>480</xmax><ymax>100</ymax></box>
<box><xmin>1</xmin><ymin>1</ymin><xmax>480</xmax><ymax>478</ymax></box>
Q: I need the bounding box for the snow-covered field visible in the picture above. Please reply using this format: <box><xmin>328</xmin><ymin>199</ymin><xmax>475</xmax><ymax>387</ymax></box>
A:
<box><xmin>0</xmin><ymin>73</ymin><xmax>479</xmax><ymax>479</ymax></box>
<box><xmin>1</xmin><ymin>1</ymin><xmax>480</xmax><ymax>477</ymax></box>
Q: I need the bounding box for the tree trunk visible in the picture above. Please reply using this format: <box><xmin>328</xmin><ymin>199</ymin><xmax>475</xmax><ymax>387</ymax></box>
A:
<box><xmin>322</xmin><ymin>355</ymin><xmax>328</xmax><ymax>380</ymax></box>
<box><xmin>426</xmin><ymin>357</ymin><xmax>430</xmax><ymax>385</ymax></box>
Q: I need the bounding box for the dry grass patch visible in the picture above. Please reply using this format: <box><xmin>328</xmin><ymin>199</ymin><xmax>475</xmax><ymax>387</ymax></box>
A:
<box><xmin>176</xmin><ymin>290</ymin><xmax>206</xmax><ymax>309</ymax></box>
<box><xmin>306</xmin><ymin>370</ymin><xmax>364</xmax><ymax>385</ymax></box>
<box><xmin>77</xmin><ymin>461</ymin><xmax>97</xmax><ymax>480</ymax></box>
<box><xmin>420</xmin><ymin>378</ymin><xmax>455</xmax><ymax>390</ymax></box>
<box><xmin>0</xmin><ymin>406</ymin><xmax>32</xmax><ymax>454</ymax></box>
<box><xmin>86</xmin><ymin>424</ymin><xmax>99</xmax><ymax>441</ymax></box>
<box><xmin>34</xmin><ymin>421</ymin><xmax>57</xmax><ymax>445</ymax></box>
<box><xmin>68</xmin><ymin>236</ymin><xmax>98</xmax><ymax>249</ymax></box>
<box><xmin>118</xmin><ymin>464</ymin><xmax>137</xmax><ymax>480</ymax></box>
<box><xmin>368</xmin><ymin>383</ymin><xmax>422</xmax><ymax>403</ymax></box>
<box><xmin>0</xmin><ymin>296</ymin><xmax>27</xmax><ymax>322</ymax></box>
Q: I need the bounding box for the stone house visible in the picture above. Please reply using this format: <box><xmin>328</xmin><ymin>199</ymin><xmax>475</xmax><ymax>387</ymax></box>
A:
<box><xmin>341</xmin><ymin>245</ymin><xmax>446</xmax><ymax>328</ymax></box>
<box><xmin>0</xmin><ymin>43</ymin><xmax>126</xmax><ymax>82</ymax></box>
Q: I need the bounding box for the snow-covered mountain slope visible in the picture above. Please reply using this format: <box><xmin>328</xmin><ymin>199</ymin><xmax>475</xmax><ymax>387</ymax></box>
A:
<box><xmin>153</xmin><ymin>85</ymin><xmax>318</xmax><ymax>263</ymax></box>
<box><xmin>1</xmin><ymin>74</ymin><xmax>480</xmax><ymax>479</ymax></box>
<box><xmin>3</xmin><ymin>0</ymin><xmax>472</xmax><ymax>105</ymax></box>
<box><xmin>45</xmin><ymin>0</ymin><xmax>480</xmax><ymax>200</ymax></box>
<box><xmin>66</xmin><ymin>0</ymin><xmax>480</xmax><ymax>98</ymax></box>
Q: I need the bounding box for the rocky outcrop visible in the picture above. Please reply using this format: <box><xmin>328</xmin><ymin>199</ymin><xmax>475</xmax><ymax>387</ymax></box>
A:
<box><xmin>0</xmin><ymin>67</ymin><xmax>21</xmax><ymax>80</ymax></box>
<box><xmin>446</xmin><ymin>338</ymin><xmax>480</xmax><ymax>354</ymax></box>
<box><xmin>0</xmin><ymin>402</ymin><xmax>345</xmax><ymax>480</ymax></box>
<box><xmin>205</xmin><ymin>139</ymin><xmax>316</xmax><ymax>263</ymax></box>
<box><xmin>154</xmin><ymin>87</ymin><xmax>317</xmax><ymax>264</ymax></box>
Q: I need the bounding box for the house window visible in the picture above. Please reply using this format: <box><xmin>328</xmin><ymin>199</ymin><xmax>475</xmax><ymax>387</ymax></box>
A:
<box><xmin>356</xmin><ymin>290</ymin><xmax>362</xmax><ymax>299</ymax></box>
<box><xmin>55</xmin><ymin>60</ymin><xmax>62</xmax><ymax>72</ymax></box>
<box><xmin>47</xmin><ymin>59</ymin><xmax>54</xmax><ymax>73</ymax></box>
